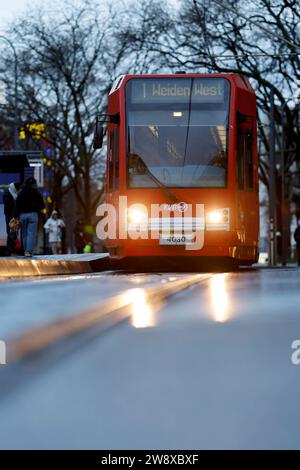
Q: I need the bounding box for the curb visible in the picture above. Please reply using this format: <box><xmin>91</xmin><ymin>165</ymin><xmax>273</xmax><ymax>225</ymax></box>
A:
<box><xmin>0</xmin><ymin>254</ymin><xmax>110</xmax><ymax>278</ymax></box>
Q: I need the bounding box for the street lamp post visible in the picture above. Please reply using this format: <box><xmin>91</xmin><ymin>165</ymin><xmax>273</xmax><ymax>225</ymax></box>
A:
<box><xmin>0</xmin><ymin>35</ymin><xmax>18</xmax><ymax>149</ymax></box>
<box><xmin>280</xmin><ymin>96</ymin><xmax>300</xmax><ymax>266</ymax></box>
<box><xmin>269</xmin><ymin>89</ymin><xmax>277</xmax><ymax>266</ymax></box>
<box><xmin>280</xmin><ymin>100</ymin><xmax>290</xmax><ymax>266</ymax></box>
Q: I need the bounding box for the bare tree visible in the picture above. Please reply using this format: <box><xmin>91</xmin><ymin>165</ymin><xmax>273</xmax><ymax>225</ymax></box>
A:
<box><xmin>0</xmin><ymin>0</ymin><xmax>130</xmax><ymax>223</ymax></box>
<box><xmin>115</xmin><ymin>0</ymin><xmax>176</xmax><ymax>74</ymax></box>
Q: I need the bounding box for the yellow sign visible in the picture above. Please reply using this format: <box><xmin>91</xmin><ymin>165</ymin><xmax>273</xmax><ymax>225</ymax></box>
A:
<box><xmin>20</xmin><ymin>123</ymin><xmax>46</xmax><ymax>140</ymax></box>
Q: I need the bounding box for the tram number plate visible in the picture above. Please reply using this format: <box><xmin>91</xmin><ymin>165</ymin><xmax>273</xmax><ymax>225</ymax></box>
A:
<box><xmin>160</xmin><ymin>234</ymin><xmax>194</xmax><ymax>245</ymax></box>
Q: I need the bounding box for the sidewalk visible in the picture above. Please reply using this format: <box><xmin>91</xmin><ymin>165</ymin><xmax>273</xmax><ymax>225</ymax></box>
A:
<box><xmin>0</xmin><ymin>253</ymin><xmax>110</xmax><ymax>278</ymax></box>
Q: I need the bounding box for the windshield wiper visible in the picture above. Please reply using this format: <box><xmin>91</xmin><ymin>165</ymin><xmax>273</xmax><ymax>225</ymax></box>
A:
<box><xmin>144</xmin><ymin>167</ymin><xmax>179</xmax><ymax>204</ymax></box>
<box><xmin>129</xmin><ymin>152</ymin><xmax>179</xmax><ymax>203</ymax></box>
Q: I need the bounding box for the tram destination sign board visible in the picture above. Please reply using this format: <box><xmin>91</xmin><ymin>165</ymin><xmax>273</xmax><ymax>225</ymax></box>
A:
<box><xmin>130</xmin><ymin>78</ymin><xmax>225</xmax><ymax>104</ymax></box>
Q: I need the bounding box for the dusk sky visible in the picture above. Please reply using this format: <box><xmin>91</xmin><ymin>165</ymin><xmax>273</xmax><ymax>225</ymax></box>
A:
<box><xmin>0</xmin><ymin>0</ymin><xmax>30</xmax><ymax>27</ymax></box>
<box><xmin>0</xmin><ymin>1</ymin><xmax>134</xmax><ymax>29</ymax></box>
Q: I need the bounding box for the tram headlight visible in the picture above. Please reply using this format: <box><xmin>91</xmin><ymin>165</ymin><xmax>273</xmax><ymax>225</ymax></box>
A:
<box><xmin>206</xmin><ymin>208</ymin><xmax>230</xmax><ymax>227</ymax></box>
<box><xmin>206</xmin><ymin>210</ymin><xmax>223</xmax><ymax>224</ymax></box>
<box><xmin>128</xmin><ymin>206</ymin><xmax>148</xmax><ymax>225</ymax></box>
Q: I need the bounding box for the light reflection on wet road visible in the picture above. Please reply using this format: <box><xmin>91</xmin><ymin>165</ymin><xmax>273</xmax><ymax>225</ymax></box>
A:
<box><xmin>0</xmin><ymin>272</ymin><xmax>185</xmax><ymax>338</ymax></box>
<box><xmin>0</xmin><ymin>268</ymin><xmax>300</xmax><ymax>449</ymax></box>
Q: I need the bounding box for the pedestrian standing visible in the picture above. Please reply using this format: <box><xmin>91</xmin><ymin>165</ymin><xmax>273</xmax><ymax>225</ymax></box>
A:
<box><xmin>294</xmin><ymin>220</ymin><xmax>300</xmax><ymax>266</ymax></box>
<box><xmin>3</xmin><ymin>182</ymin><xmax>21</xmax><ymax>255</ymax></box>
<box><xmin>73</xmin><ymin>219</ymin><xmax>86</xmax><ymax>253</ymax></box>
<box><xmin>44</xmin><ymin>210</ymin><xmax>65</xmax><ymax>254</ymax></box>
<box><xmin>14</xmin><ymin>177</ymin><xmax>45</xmax><ymax>257</ymax></box>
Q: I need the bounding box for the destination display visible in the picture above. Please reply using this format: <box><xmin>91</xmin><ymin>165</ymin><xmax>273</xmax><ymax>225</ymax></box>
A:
<box><xmin>130</xmin><ymin>78</ymin><xmax>225</xmax><ymax>104</ymax></box>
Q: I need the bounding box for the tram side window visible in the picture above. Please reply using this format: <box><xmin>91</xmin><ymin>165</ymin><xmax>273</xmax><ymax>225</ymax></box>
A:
<box><xmin>114</xmin><ymin>128</ymin><xmax>119</xmax><ymax>190</ymax></box>
<box><xmin>237</xmin><ymin>129</ymin><xmax>245</xmax><ymax>190</ymax></box>
<box><xmin>108</xmin><ymin>131</ymin><xmax>114</xmax><ymax>192</ymax></box>
<box><xmin>245</xmin><ymin>130</ymin><xmax>253</xmax><ymax>189</ymax></box>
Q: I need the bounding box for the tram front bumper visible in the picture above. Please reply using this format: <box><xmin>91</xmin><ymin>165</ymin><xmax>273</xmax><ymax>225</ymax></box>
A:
<box><xmin>106</xmin><ymin>230</ymin><xmax>241</xmax><ymax>259</ymax></box>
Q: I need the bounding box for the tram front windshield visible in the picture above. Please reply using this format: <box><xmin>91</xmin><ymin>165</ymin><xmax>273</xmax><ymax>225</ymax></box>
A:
<box><xmin>126</xmin><ymin>77</ymin><xmax>230</xmax><ymax>188</ymax></box>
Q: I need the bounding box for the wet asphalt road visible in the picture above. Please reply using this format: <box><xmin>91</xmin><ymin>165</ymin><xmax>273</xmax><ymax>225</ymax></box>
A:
<box><xmin>0</xmin><ymin>267</ymin><xmax>300</xmax><ymax>449</ymax></box>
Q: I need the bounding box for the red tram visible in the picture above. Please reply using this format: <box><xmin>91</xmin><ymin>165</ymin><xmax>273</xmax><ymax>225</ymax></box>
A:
<box><xmin>94</xmin><ymin>73</ymin><xmax>259</xmax><ymax>268</ymax></box>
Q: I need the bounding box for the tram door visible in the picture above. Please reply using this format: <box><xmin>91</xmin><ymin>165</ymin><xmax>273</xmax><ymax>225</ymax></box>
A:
<box><xmin>236</xmin><ymin>114</ymin><xmax>257</xmax><ymax>251</ymax></box>
<box><xmin>106</xmin><ymin>127</ymin><xmax>120</xmax><ymax>243</ymax></box>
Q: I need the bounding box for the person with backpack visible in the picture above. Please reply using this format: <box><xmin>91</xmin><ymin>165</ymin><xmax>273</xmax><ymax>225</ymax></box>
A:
<box><xmin>14</xmin><ymin>177</ymin><xmax>45</xmax><ymax>257</ymax></box>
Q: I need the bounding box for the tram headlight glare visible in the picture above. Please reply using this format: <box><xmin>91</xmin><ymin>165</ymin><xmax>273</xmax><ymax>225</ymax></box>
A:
<box><xmin>128</xmin><ymin>207</ymin><xmax>148</xmax><ymax>225</ymax></box>
<box><xmin>207</xmin><ymin>210</ymin><xmax>223</xmax><ymax>224</ymax></box>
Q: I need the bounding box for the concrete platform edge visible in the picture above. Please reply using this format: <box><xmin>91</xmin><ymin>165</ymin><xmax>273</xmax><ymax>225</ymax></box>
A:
<box><xmin>0</xmin><ymin>256</ymin><xmax>110</xmax><ymax>278</ymax></box>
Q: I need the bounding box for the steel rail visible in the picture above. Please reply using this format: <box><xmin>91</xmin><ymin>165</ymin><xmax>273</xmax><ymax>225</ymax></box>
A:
<box><xmin>7</xmin><ymin>273</ymin><xmax>211</xmax><ymax>362</ymax></box>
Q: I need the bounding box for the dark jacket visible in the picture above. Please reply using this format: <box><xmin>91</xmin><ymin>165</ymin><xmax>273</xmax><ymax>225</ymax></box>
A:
<box><xmin>73</xmin><ymin>221</ymin><xmax>86</xmax><ymax>251</ymax></box>
<box><xmin>14</xmin><ymin>186</ymin><xmax>45</xmax><ymax>217</ymax></box>
<box><xmin>294</xmin><ymin>226</ymin><xmax>300</xmax><ymax>248</ymax></box>
<box><xmin>3</xmin><ymin>188</ymin><xmax>15</xmax><ymax>218</ymax></box>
